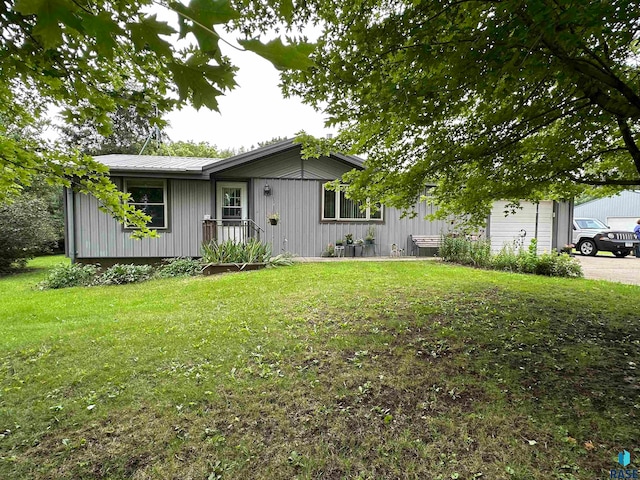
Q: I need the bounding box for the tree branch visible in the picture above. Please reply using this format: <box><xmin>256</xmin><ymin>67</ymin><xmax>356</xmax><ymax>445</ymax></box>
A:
<box><xmin>153</xmin><ymin>0</ymin><xmax>245</xmax><ymax>53</ymax></box>
<box><xmin>570</xmin><ymin>176</ymin><xmax>640</xmax><ymax>186</ymax></box>
<box><xmin>480</xmin><ymin>97</ymin><xmax>590</xmax><ymax>155</ymax></box>
<box><xmin>616</xmin><ymin>115</ymin><xmax>640</xmax><ymax>176</ymax></box>
<box><xmin>516</xmin><ymin>6</ymin><xmax>640</xmax><ymax>118</ymax></box>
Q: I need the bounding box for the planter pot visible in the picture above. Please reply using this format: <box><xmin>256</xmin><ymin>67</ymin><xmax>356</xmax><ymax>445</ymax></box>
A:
<box><xmin>365</xmin><ymin>239</ymin><xmax>374</xmax><ymax>245</ymax></box>
<box><xmin>269</xmin><ymin>218</ymin><xmax>279</xmax><ymax>225</ymax></box>
<box><xmin>202</xmin><ymin>263</ymin><xmax>267</xmax><ymax>275</ymax></box>
<box><xmin>345</xmin><ymin>244</ymin><xmax>364</xmax><ymax>257</ymax></box>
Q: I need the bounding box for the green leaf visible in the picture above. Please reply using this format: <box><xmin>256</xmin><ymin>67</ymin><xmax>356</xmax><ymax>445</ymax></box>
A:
<box><xmin>169</xmin><ymin>61</ymin><xmax>222</xmax><ymax>111</ymax></box>
<box><xmin>170</xmin><ymin>0</ymin><xmax>241</xmax><ymax>27</ymax></box>
<box><xmin>200</xmin><ymin>65</ymin><xmax>237</xmax><ymax>90</ymax></box>
<box><xmin>128</xmin><ymin>15</ymin><xmax>175</xmax><ymax>57</ymax></box>
<box><xmin>279</xmin><ymin>0</ymin><xmax>294</xmax><ymax>23</ymax></box>
<box><xmin>15</xmin><ymin>0</ymin><xmax>72</xmax><ymax>49</ymax></box>
<box><xmin>238</xmin><ymin>38</ymin><xmax>315</xmax><ymax>71</ymax></box>
<box><xmin>192</xmin><ymin>26</ymin><xmax>221</xmax><ymax>57</ymax></box>
<box><xmin>32</xmin><ymin>18</ymin><xmax>64</xmax><ymax>49</ymax></box>
<box><xmin>171</xmin><ymin>0</ymin><xmax>226</xmax><ymax>60</ymax></box>
<box><xmin>81</xmin><ymin>11</ymin><xmax>124</xmax><ymax>59</ymax></box>
<box><xmin>13</xmin><ymin>0</ymin><xmax>44</xmax><ymax>15</ymax></box>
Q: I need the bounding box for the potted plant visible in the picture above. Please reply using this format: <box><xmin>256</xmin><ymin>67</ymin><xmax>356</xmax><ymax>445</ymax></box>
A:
<box><xmin>322</xmin><ymin>243</ymin><xmax>336</xmax><ymax>257</ymax></box>
<box><xmin>560</xmin><ymin>243</ymin><xmax>575</xmax><ymax>255</ymax></box>
<box><xmin>354</xmin><ymin>238</ymin><xmax>364</xmax><ymax>246</ymax></box>
<box><xmin>345</xmin><ymin>233</ymin><xmax>354</xmax><ymax>245</ymax></box>
<box><xmin>365</xmin><ymin>226</ymin><xmax>375</xmax><ymax>245</ymax></box>
<box><xmin>267</xmin><ymin>213</ymin><xmax>280</xmax><ymax>225</ymax></box>
<box><xmin>335</xmin><ymin>239</ymin><xmax>344</xmax><ymax>246</ymax></box>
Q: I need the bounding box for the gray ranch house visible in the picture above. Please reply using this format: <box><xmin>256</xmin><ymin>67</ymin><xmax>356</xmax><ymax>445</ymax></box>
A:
<box><xmin>64</xmin><ymin>139</ymin><xmax>573</xmax><ymax>262</ymax></box>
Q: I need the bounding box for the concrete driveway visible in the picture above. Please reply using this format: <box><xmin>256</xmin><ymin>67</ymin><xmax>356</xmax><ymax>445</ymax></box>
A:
<box><xmin>575</xmin><ymin>255</ymin><xmax>640</xmax><ymax>286</ymax></box>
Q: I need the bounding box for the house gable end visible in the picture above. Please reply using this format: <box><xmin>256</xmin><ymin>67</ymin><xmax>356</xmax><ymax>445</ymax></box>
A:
<box><xmin>212</xmin><ymin>141</ymin><xmax>363</xmax><ymax>180</ymax></box>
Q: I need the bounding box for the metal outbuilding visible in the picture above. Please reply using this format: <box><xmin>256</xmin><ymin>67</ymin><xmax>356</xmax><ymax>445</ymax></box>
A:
<box><xmin>574</xmin><ymin>191</ymin><xmax>640</xmax><ymax>231</ymax></box>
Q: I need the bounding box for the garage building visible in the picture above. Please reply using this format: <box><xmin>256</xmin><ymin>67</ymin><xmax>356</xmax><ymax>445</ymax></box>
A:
<box><xmin>574</xmin><ymin>191</ymin><xmax>640</xmax><ymax>231</ymax></box>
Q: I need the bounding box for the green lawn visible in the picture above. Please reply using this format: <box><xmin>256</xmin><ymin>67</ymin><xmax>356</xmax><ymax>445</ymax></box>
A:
<box><xmin>1</xmin><ymin>256</ymin><xmax>638</xmax><ymax>479</ymax></box>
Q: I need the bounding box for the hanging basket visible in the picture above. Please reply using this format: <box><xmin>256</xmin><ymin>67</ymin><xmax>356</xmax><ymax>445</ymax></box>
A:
<box><xmin>269</xmin><ymin>218</ymin><xmax>279</xmax><ymax>226</ymax></box>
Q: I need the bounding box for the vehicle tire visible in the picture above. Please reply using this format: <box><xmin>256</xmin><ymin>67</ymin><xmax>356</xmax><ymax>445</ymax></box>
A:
<box><xmin>578</xmin><ymin>240</ymin><xmax>597</xmax><ymax>256</ymax></box>
<box><xmin>614</xmin><ymin>250</ymin><xmax>631</xmax><ymax>258</ymax></box>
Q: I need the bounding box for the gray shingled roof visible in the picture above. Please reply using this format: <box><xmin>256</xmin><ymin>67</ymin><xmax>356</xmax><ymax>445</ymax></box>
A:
<box><xmin>95</xmin><ymin>154</ymin><xmax>224</xmax><ymax>173</ymax></box>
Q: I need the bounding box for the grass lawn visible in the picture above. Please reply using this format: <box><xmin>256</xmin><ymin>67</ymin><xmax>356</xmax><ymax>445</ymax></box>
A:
<box><xmin>1</xmin><ymin>256</ymin><xmax>639</xmax><ymax>479</ymax></box>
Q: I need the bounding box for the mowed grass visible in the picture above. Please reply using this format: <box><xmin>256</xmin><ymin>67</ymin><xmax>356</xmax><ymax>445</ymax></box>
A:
<box><xmin>1</xmin><ymin>256</ymin><xmax>639</xmax><ymax>479</ymax></box>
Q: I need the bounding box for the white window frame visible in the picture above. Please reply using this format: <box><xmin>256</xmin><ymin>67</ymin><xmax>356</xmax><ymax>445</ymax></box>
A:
<box><xmin>321</xmin><ymin>184</ymin><xmax>383</xmax><ymax>222</ymax></box>
<box><xmin>123</xmin><ymin>178</ymin><xmax>168</xmax><ymax>229</ymax></box>
<box><xmin>216</xmin><ymin>182</ymin><xmax>248</xmax><ymax>220</ymax></box>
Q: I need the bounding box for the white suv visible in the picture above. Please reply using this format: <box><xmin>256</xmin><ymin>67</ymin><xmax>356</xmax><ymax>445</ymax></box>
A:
<box><xmin>573</xmin><ymin>218</ymin><xmax>639</xmax><ymax>257</ymax></box>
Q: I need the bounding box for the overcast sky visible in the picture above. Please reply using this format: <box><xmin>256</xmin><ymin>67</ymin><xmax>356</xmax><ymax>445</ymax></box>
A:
<box><xmin>43</xmin><ymin>6</ymin><xmax>334</xmax><ymax>151</ymax></box>
<box><xmin>163</xmin><ymin>30</ymin><xmax>334</xmax><ymax>150</ymax></box>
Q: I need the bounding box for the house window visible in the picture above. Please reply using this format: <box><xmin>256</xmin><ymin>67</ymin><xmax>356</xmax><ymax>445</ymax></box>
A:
<box><xmin>322</xmin><ymin>185</ymin><xmax>383</xmax><ymax>221</ymax></box>
<box><xmin>124</xmin><ymin>179</ymin><xmax>168</xmax><ymax>229</ymax></box>
<box><xmin>222</xmin><ymin>187</ymin><xmax>242</xmax><ymax>219</ymax></box>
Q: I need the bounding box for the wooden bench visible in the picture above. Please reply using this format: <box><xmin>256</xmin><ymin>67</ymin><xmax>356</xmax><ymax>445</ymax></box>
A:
<box><xmin>409</xmin><ymin>235</ymin><xmax>442</xmax><ymax>256</ymax></box>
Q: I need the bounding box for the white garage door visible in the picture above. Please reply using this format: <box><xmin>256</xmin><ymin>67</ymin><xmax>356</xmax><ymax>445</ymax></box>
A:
<box><xmin>606</xmin><ymin>217</ymin><xmax>638</xmax><ymax>232</ymax></box>
<box><xmin>489</xmin><ymin>201</ymin><xmax>554</xmax><ymax>254</ymax></box>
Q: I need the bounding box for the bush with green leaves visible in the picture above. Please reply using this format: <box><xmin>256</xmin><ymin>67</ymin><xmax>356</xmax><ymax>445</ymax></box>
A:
<box><xmin>156</xmin><ymin>257</ymin><xmax>202</xmax><ymax>278</ymax></box>
<box><xmin>268</xmin><ymin>252</ymin><xmax>295</xmax><ymax>267</ymax></box>
<box><xmin>535</xmin><ymin>252</ymin><xmax>583</xmax><ymax>278</ymax></box>
<box><xmin>491</xmin><ymin>245</ymin><xmax>519</xmax><ymax>272</ymax></box>
<box><xmin>38</xmin><ymin>263</ymin><xmax>99</xmax><ymax>289</ymax></box>
<box><xmin>95</xmin><ymin>264</ymin><xmax>154</xmax><ymax>285</ymax></box>
<box><xmin>439</xmin><ymin>236</ymin><xmax>492</xmax><ymax>267</ymax></box>
<box><xmin>442</xmin><ymin>236</ymin><xmax>582</xmax><ymax>278</ymax></box>
<box><xmin>513</xmin><ymin>239</ymin><xmax>538</xmax><ymax>274</ymax></box>
<box><xmin>0</xmin><ymin>196</ymin><xmax>59</xmax><ymax>274</ymax></box>
<box><xmin>201</xmin><ymin>239</ymin><xmax>272</xmax><ymax>264</ymax></box>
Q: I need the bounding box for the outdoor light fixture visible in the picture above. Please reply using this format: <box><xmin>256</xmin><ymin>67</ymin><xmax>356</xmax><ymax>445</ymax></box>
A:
<box><xmin>263</xmin><ymin>184</ymin><xmax>272</xmax><ymax>196</ymax></box>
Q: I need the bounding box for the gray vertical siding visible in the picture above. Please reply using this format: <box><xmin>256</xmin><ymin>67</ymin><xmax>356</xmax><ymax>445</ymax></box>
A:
<box><xmin>216</xmin><ymin>150</ymin><xmax>354</xmax><ymax>180</ymax></box>
<box><xmin>74</xmin><ymin>179</ymin><xmax>211</xmax><ymax>258</ymax></box>
<box><xmin>72</xmin><ymin>174</ymin><xmax>573</xmax><ymax>259</ymax></box>
<box><xmin>574</xmin><ymin>191</ymin><xmax>640</xmax><ymax>222</ymax></box>
<box><xmin>303</xmin><ymin>156</ymin><xmax>355</xmax><ymax>180</ymax></box>
<box><xmin>252</xmin><ymin>178</ymin><xmax>451</xmax><ymax>257</ymax></box>
<box><xmin>73</xmin><ymin>142</ymin><xmax>576</xmax><ymax>259</ymax></box>
<box><xmin>554</xmin><ymin>200</ymin><xmax>573</xmax><ymax>248</ymax></box>
<box><xmin>217</xmin><ymin>149</ymin><xmax>302</xmax><ymax>178</ymax></box>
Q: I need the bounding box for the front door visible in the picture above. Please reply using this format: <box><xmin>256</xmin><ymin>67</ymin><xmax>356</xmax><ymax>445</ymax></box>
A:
<box><xmin>216</xmin><ymin>182</ymin><xmax>248</xmax><ymax>242</ymax></box>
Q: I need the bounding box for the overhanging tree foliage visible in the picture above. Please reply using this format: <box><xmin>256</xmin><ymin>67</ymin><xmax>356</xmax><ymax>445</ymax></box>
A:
<box><xmin>1</xmin><ymin>0</ymin><xmax>312</xmax><ymax>234</ymax></box>
<box><xmin>280</xmin><ymin>0</ymin><xmax>640</xmax><ymax>224</ymax></box>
